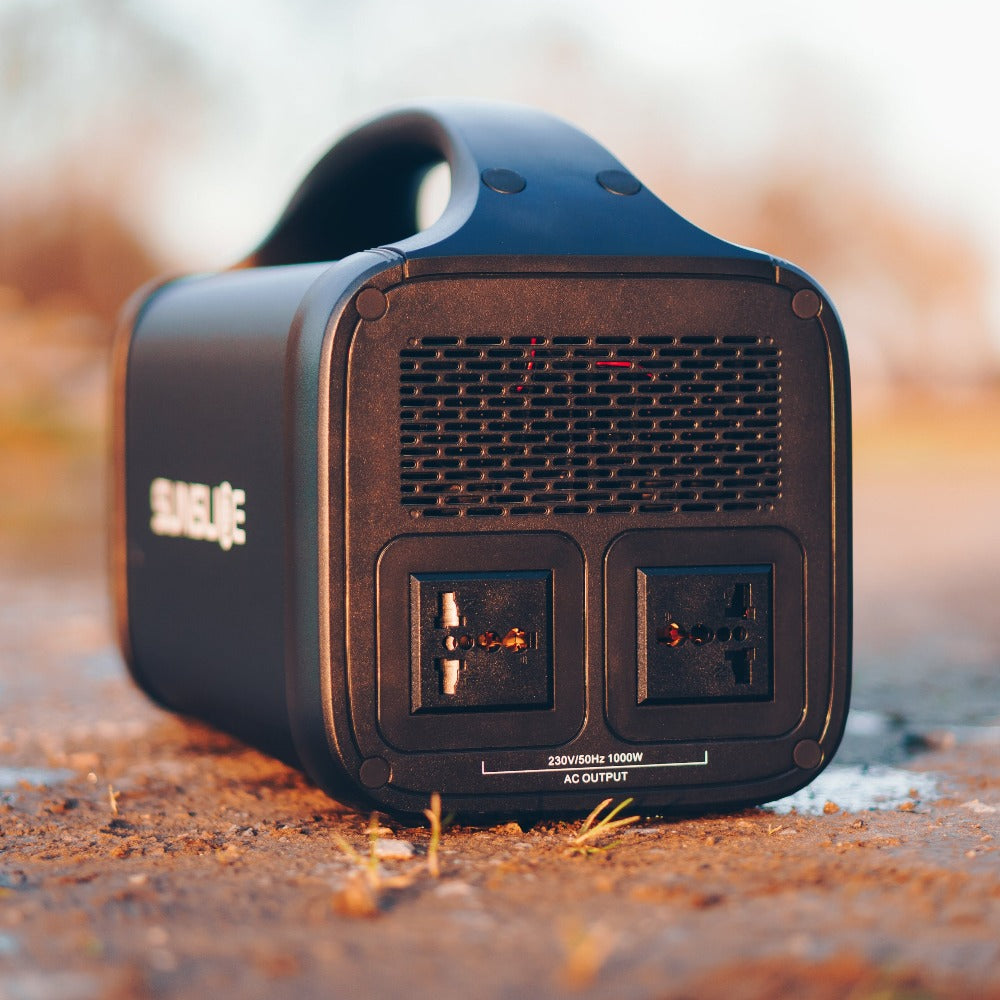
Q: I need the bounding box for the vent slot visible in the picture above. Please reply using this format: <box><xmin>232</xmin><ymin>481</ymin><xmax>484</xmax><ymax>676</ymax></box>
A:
<box><xmin>400</xmin><ymin>334</ymin><xmax>781</xmax><ymax>516</ymax></box>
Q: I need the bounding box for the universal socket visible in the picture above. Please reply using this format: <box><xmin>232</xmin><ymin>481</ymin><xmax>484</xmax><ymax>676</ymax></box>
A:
<box><xmin>410</xmin><ymin>570</ymin><xmax>552</xmax><ymax>713</ymax></box>
<box><xmin>637</xmin><ymin>565</ymin><xmax>773</xmax><ymax>704</ymax></box>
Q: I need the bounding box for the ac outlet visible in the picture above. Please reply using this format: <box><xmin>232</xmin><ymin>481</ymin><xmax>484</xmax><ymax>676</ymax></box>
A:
<box><xmin>638</xmin><ymin>565</ymin><xmax>773</xmax><ymax>704</ymax></box>
<box><xmin>605</xmin><ymin>528</ymin><xmax>804</xmax><ymax>744</ymax></box>
<box><xmin>377</xmin><ymin>532</ymin><xmax>585</xmax><ymax>753</ymax></box>
<box><xmin>410</xmin><ymin>571</ymin><xmax>553</xmax><ymax>713</ymax></box>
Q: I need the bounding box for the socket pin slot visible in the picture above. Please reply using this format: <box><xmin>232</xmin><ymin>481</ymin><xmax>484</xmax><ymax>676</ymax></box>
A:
<box><xmin>438</xmin><ymin>658</ymin><xmax>462</xmax><ymax>695</ymax></box>
<box><xmin>437</xmin><ymin>591</ymin><xmax>463</xmax><ymax>628</ymax></box>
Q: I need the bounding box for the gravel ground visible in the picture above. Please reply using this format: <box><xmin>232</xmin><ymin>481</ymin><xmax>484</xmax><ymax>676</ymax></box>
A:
<box><xmin>0</xmin><ymin>392</ymin><xmax>998</xmax><ymax>1000</ymax></box>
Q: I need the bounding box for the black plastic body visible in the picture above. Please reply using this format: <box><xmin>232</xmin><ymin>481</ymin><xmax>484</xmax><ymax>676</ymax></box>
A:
<box><xmin>113</xmin><ymin>103</ymin><xmax>851</xmax><ymax>821</ymax></box>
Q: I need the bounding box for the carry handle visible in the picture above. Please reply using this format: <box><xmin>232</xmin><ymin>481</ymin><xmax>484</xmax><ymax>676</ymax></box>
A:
<box><xmin>249</xmin><ymin>101</ymin><xmax>759</xmax><ymax>265</ymax></box>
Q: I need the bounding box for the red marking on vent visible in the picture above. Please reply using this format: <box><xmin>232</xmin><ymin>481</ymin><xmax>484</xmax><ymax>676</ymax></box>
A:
<box><xmin>515</xmin><ymin>336</ymin><xmax>538</xmax><ymax>393</ymax></box>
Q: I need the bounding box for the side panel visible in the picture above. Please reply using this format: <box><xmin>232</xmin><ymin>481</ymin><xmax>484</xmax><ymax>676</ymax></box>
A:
<box><xmin>119</xmin><ymin>264</ymin><xmax>327</xmax><ymax>760</ymax></box>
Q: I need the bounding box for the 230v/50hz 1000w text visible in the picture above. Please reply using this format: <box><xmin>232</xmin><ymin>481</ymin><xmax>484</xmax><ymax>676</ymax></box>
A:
<box><xmin>547</xmin><ymin>752</ymin><xmax>645</xmax><ymax>767</ymax></box>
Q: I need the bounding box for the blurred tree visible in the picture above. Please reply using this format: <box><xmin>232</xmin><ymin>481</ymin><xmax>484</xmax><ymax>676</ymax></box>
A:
<box><xmin>647</xmin><ymin>148</ymin><xmax>998</xmax><ymax>397</ymax></box>
<box><xmin>737</xmin><ymin>172</ymin><xmax>995</xmax><ymax>390</ymax></box>
<box><xmin>0</xmin><ymin>196</ymin><xmax>161</xmax><ymax>326</ymax></box>
<box><xmin>0</xmin><ymin>0</ymin><xmax>211</xmax><ymax>322</ymax></box>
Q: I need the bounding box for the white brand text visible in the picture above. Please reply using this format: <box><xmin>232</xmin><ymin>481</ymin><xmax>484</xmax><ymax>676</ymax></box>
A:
<box><xmin>150</xmin><ymin>477</ymin><xmax>246</xmax><ymax>551</ymax></box>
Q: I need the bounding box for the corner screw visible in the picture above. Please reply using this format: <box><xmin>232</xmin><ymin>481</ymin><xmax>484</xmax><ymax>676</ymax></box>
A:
<box><xmin>793</xmin><ymin>740</ymin><xmax>824</xmax><ymax>770</ymax></box>
<box><xmin>356</xmin><ymin>287</ymin><xmax>388</xmax><ymax>321</ymax></box>
<box><xmin>359</xmin><ymin>756</ymin><xmax>391</xmax><ymax>788</ymax></box>
<box><xmin>791</xmin><ymin>288</ymin><xmax>822</xmax><ymax>319</ymax></box>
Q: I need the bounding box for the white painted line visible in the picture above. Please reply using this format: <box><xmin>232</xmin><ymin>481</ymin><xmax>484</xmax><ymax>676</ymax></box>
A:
<box><xmin>481</xmin><ymin>752</ymin><xmax>709</xmax><ymax>777</ymax></box>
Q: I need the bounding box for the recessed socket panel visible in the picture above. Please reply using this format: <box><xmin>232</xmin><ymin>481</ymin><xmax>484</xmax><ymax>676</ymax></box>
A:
<box><xmin>376</xmin><ymin>532</ymin><xmax>585</xmax><ymax>752</ymax></box>
<box><xmin>605</xmin><ymin>529</ymin><xmax>805</xmax><ymax>744</ymax></box>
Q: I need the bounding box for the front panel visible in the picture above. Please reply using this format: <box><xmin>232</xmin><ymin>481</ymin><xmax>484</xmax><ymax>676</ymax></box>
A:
<box><xmin>332</xmin><ymin>263</ymin><xmax>849</xmax><ymax>815</ymax></box>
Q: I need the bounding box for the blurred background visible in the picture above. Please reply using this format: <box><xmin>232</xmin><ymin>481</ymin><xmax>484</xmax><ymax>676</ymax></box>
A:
<box><xmin>0</xmin><ymin>0</ymin><xmax>997</xmax><ymax>736</ymax></box>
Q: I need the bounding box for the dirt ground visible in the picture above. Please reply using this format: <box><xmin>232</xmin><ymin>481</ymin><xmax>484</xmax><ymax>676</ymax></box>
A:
<box><xmin>1</xmin><ymin>391</ymin><xmax>998</xmax><ymax>1000</ymax></box>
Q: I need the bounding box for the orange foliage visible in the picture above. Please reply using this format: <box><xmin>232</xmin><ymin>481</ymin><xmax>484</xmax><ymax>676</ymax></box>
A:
<box><xmin>0</xmin><ymin>194</ymin><xmax>161</xmax><ymax>330</ymax></box>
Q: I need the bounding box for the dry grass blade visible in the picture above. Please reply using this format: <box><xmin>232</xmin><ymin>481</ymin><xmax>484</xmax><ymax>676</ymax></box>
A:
<box><xmin>366</xmin><ymin>812</ymin><xmax>381</xmax><ymax>878</ymax></box>
<box><xmin>333</xmin><ymin>811</ymin><xmax>427</xmax><ymax>917</ymax></box>
<box><xmin>567</xmin><ymin>797</ymin><xmax>639</xmax><ymax>855</ymax></box>
<box><xmin>332</xmin><ymin>812</ymin><xmax>385</xmax><ymax>917</ymax></box>
<box><xmin>334</xmin><ymin>813</ymin><xmax>382</xmax><ymax>883</ymax></box>
<box><xmin>332</xmin><ymin>870</ymin><xmax>380</xmax><ymax>919</ymax></box>
<box><xmin>576</xmin><ymin>797</ymin><xmax>613</xmax><ymax>839</ymax></box>
<box><xmin>423</xmin><ymin>791</ymin><xmax>443</xmax><ymax>878</ymax></box>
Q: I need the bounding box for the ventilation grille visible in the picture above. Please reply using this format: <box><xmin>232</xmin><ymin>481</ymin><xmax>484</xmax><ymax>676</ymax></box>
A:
<box><xmin>399</xmin><ymin>334</ymin><xmax>781</xmax><ymax>517</ymax></box>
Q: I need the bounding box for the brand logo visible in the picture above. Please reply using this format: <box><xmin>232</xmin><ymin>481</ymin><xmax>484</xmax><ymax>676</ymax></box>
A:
<box><xmin>149</xmin><ymin>478</ymin><xmax>246</xmax><ymax>551</ymax></box>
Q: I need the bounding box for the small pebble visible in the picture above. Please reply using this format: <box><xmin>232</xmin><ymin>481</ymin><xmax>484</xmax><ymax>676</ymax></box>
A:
<box><xmin>373</xmin><ymin>839</ymin><xmax>415</xmax><ymax>860</ymax></box>
<box><xmin>962</xmin><ymin>800</ymin><xmax>999</xmax><ymax>815</ymax></box>
<box><xmin>433</xmin><ymin>880</ymin><xmax>474</xmax><ymax>898</ymax></box>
